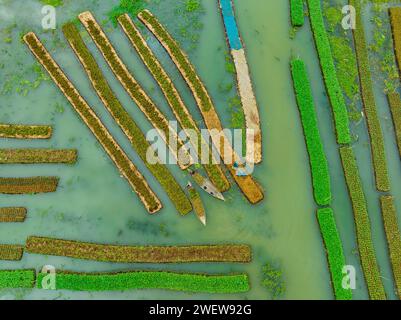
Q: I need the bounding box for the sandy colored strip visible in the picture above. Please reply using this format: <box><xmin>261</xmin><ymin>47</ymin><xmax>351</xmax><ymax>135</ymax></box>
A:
<box><xmin>0</xmin><ymin>149</ymin><xmax>77</xmax><ymax>164</ymax></box>
<box><xmin>0</xmin><ymin>177</ymin><xmax>59</xmax><ymax>194</ymax></box>
<box><xmin>23</xmin><ymin>32</ymin><xmax>161</xmax><ymax>214</ymax></box>
<box><xmin>118</xmin><ymin>14</ymin><xmax>229</xmax><ymax>192</ymax></box>
<box><xmin>0</xmin><ymin>207</ymin><xmax>27</xmax><ymax>222</ymax></box>
<box><xmin>0</xmin><ymin>124</ymin><xmax>52</xmax><ymax>139</ymax></box>
<box><xmin>0</xmin><ymin>244</ymin><xmax>24</xmax><ymax>261</ymax></box>
<box><xmin>138</xmin><ymin>10</ymin><xmax>264</xmax><ymax>204</ymax></box>
<box><xmin>26</xmin><ymin>236</ymin><xmax>252</xmax><ymax>263</ymax></box>
<box><xmin>78</xmin><ymin>11</ymin><xmax>192</xmax><ymax>170</ymax></box>
<box><xmin>379</xmin><ymin>196</ymin><xmax>401</xmax><ymax>298</ymax></box>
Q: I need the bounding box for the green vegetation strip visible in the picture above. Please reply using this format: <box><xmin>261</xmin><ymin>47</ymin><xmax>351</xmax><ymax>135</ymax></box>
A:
<box><xmin>118</xmin><ymin>14</ymin><xmax>229</xmax><ymax>192</ymax></box>
<box><xmin>0</xmin><ymin>177</ymin><xmax>59</xmax><ymax>194</ymax></box>
<box><xmin>62</xmin><ymin>23</ymin><xmax>191</xmax><ymax>215</ymax></box>
<box><xmin>78</xmin><ymin>12</ymin><xmax>191</xmax><ymax>170</ymax></box>
<box><xmin>290</xmin><ymin>0</ymin><xmax>304</xmax><ymax>27</ymax></box>
<box><xmin>390</xmin><ymin>7</ymin><xmax>401</xmax><ymax>78</ymax></box>
<box><xmin>317</xmin><ymin>208</ymin><xmax>352</xmax><ymax>300</ymax></box>
<box><xmin>306</xmin><ymin>0</ymin><xmax>351</xmax><ymax>144</ymax></box>
<box><xmin>0</xmin><ymin>244</ymin><xmax>24</xmax><ymax>261</ymax></box>
<box><xmin>349</xmin><ymin>0</ymin><xmax>389</xmax><ymax>192</ymax></box>
<box><xmin>25</xmin><ymin>236</ymin><xmax>252</xmax><ymax>263</ymax></box>
<box><xmin>0</xmin><ymin>270</ymin><xmax>35</xmax><ymax>288</ymax></box>
<box><xmin>0</xmin><ymin>207</ymin><xmax>27</xmax><ymax>222</ymax></box>
<box><xmin>23</xmin><ymin>32</ymin><xmax>161</xmax><ymax>214</ymax></box>
<box><xmin>379</xmin><ymin>196</ymin><xmax>401</xmax><ymax>298</ymax></box>
<box><xmin>36</xmin><ymin>270</ymin><xmax>249</xmax><ymax>293</ymax></box>
<box><xmin>387</xmin><ymin>93</ymin><xmax>401</xmax><ymax>159</ymax></box>
<box><xmin>138</xmin><ymin>10</ymin><xmax>264</xmax><ymax>204</ymax></box>
<box><xmin>0</xmin><ymin>149</ymin><xmax>77</xmax><ymax>164</ymax></box>
<box><xmin>290</xmin><ymin>59</ymin><xmax>331</xmax><ymax>206</ymax></box>
<box><xmin>339</xmin><ymin>146</ymin><xmax>386</xmax><ymax>299</ymax></box>
<box><xmin>0</xmin><ymin>124</ymin><xmax>52</xmax><ymax>139</ymax></box>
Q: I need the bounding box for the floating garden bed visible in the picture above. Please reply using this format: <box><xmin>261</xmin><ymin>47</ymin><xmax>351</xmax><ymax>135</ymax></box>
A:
<box><xmin>339</xmin><ymin>146</ymin><xmax>386</xmax><ymax>300</ymax></box>
<box><xmin>379</xmin><ymin>196</ymin><xmax>401</xmax><ymax>298</ymax></box>
<box><xmin>387</xmin><ymin>93</ymin><xmax>401</xmax><ymax>159</ymax></box>
<box><xmin>317</xmin><ymin>208</ymin><xmax>352</xmax><ymax>300</ymax></box>
<box><xmin>36</xmin><ymin>270</ymin><xmax>250</xmax><ymax>293</ymax></box>
<box><xmin>349</xmin><ymin>0</ymin><xmax>390</xmax><ymax>192</ymax></box>
<box><xmin>0</xmin><ymin>244</ymin><xmax>24</xmax><ymax>261</ymax></box>
<box><xmin>290</xmin><ymin>0</ymin><xmax>304</xmax><ymax>27</ymax></box>
<box><xmin>62</xmin><ymin>22</ymin><xmax>191</xmax><ymax>216</ymax></box>
<box><xmin>0</xmin><ymin>124</ymin><xmax>52</xmax><ymax>139</ymax></box>
<box><xmin>306</xmin><ymin>0</ymin><xmax>351</xmax><ymax>145</ymax></box>
<box><xmin>0</xmin><ymin>207</ymin><xmax>27</xmax><ymax>222</ymax></box>
<box><xmin>0</xmin><ymin>177</ymin><xmax>59</xmax><ymax>194</ymax></box>
<box><xmin>218</xmin><ymin>0</ymin><xmax>262</xmax><ymax>164</ymax></box>
<box><xmin>390</xmin><ymin>7</ymin><xmax>401</xmax><ymax>78</ymax></box>
<box><xmin>78</xmin><ymin>11</ymin><xmax>192</xmax><ymax>170</ymax></box>
<box><xmin>290</xmin><ymin>59</ymin><xmax>331</xmax><ymax>206</ymax></box>
<box><xmin>25</xmin><ymin>236</ymin><xmax>252</xmax><ymax>263</ymax></box>
<box><xmin>23</xmin><ymin>32</ymin><xmax>161</xmax><ymax>214</ymax></box>
<box><xmin>138</xmin><ymin>9</ymin><xmax>264</xmax><ymax>204</ymax></box>
<box><xmin>0</xmin><ymin>149</ymin><xmax>77</xmax><ymax>164</ymax></box>
<box><xmin>117</xmin><ymin>14</ymin><xmax>229</xmax><ymax>192</ymax></box>
<box><xmin>0</xmin><ymin>270</ymin><xmax>35</xmax><ymax>289</ymax></box>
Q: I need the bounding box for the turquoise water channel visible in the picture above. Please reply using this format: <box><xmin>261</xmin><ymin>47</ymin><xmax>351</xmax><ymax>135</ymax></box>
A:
<box><xmin>0</xmin><ymin>0</ymin><xmax>400</xmax><ymax>299</ymax></box>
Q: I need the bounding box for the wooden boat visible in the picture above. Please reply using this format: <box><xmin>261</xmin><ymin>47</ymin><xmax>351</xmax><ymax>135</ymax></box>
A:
<box><xmin>188</xmin><ymin>170</ymin><xmax>225</xmax><ymax>201</ymax></box>
<box><xmin>187</xmin><ymin>182</ymin><xmax>206</xmax><ymax>226</ymax></box>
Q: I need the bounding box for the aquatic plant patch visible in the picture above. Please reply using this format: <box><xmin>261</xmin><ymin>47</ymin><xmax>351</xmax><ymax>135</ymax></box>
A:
<box><xmin>290</xmin><ymin>0</ymin><xmax>304</xmax><ymax>27</ymax></box>
<box><xmin>379</xmin><ymin>196</ymin><xmax>401</xmax><ymax>298</ymax></box>
<box><xmin>349</xmin><ymin>0</ymin><xmax>390</xmax><ymax>192</ymax></box>
<box><xmin>36</xmin><ymin>270</ymin><xmax>250</xmax><ymax>293</ymax></box>
<box><xmin>339</xmin><ymin>146</ymin><xmax>386</xmax><ymax>300</ymax></box>
<box><xmin>117</xmin><ymin>14</ymin><xmax>229</xmax><ymax>192</ymax></box>
<box><xmin>62</xmin><ymin>22</ymin><xmax>191</xmax><ymax>215</ymax></box>
<box><xmin>138</xmin><ymin>10</ymin><xmax>264</xmax><ymax>205</ymax></box>
<box><xmin>387</xmin><ymin>92</ymin><xmax>401</xmax><ymax>158</ymax></box>
<box><xmin>307</xmin><ymin>0</ymin><xmax>351</xmax><ymax>144</ymax></box>
<box><xmin>25</xmin><ymin>236</ymin><xmax>252</xmax><ymax>263</ymax></box>
<box><xmin>0</xmin><ymin>124</ymin><xmax>52</xmax><ymax>139</ymax></box>
<box><xmin>0</xmin><ymin>270</ymin><xmax>35</xmax><ymax>289</ymax></box>
<box><xmin>0</xmin><ymin>207</ymin><xmax>27</xmax><ymax>222</ymax></box>
<box><xmin>0</xmin><ymin>149</ymin><xmax>77</xmax><ymax>164</ymax></box>
<box><xmin>0</xmin><ymin>177</ymin><xmax>59</xmax><ymax>194</ymax></box>
<box><xmin>0</xmin><ymin>244</ymin><xmax>24</xmax><ymax>261</ymax></box>
<box><xmin>290</xmin><ymin>59</ymin><xmax>331</xmax><ymax>206</ymax></box>
<box><xmin>78</xmin><ymin>12</ymin><xmax>192</xmax><ymax>170</ymax></box>
<box><xmin>23</xmin><ymin>32</ymin><xmax>161</xmax><ymax>214</ymax></box>
<box><xmin>317</xmin><ymin>208</ymin><xmax>352</xmax><ymax>300</ymax></box>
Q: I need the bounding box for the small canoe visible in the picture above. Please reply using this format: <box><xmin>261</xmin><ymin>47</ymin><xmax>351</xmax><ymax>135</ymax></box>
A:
<box><xmin>187</xmin><ymin>182</ymin><xmax>206</xmax><ymax>226</ymax></box>
<box><xmin>188</xmin><ymin>170</ymin><xmax>225</xmax><ymax>201</ymax></box>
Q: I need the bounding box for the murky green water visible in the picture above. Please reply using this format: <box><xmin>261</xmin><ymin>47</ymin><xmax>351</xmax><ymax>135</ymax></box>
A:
<box><xmin>1</xmin><ymin>0</ymin><xmax>401</xmax><ymax>300</ymax></box>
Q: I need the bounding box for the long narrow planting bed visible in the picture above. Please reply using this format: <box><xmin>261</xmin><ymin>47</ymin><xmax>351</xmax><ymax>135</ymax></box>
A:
<box><xmin>317</xmin><ymin>208</ymin><xmax>352</xmax><ymax>300</ymax></box>
<box><xmin>23</xmin><ymin>32</ymin><xmax>161</xmax><ymax>214</ymax></box>
<box><xmin>138</xmin><ymin>10</ymin><xmax>264</xmax><ymax>204</ymax></box>
<box><xmin>387</xmin><ymin>93</ymin><xmax>401</xmax><ymax>158</ymax></box>
<box><xmin>0</xmin><ymin>207</ymin><xmax>27</xmax><ymax>222</ymax></box>
<box><xmin>36</xmin><ymin>270</ymin><xmax>250</xmax><ymax>293</ymax></box>
<box><xmin>379</xmin><ymin>196</ymin><xmax>401</xmax><ymax>298</ymax></box>
<box><xmin>117</xmin><ymin>14</ymin><xmax>229</xmax><ymax>192</ymax></box>
<box><xmin>290</xmin><ymin>59</ymin><xmax>331</xmax><ymax>206</ymax></box>
<box><xmin>349</xmin><ymin>0</ymin><xmax>390</xmax><ymax>192</ymax></box>
<box><xmin>62</xmin><ymin>23</ymin><xmax>191</xmax><ymax>215</ymax></box>
<box><xmin>25</xmin><ymin>236</ymin><xmax>252</xmax><ymax>263</ymax></box>
<box><xmin>78</xmin><ymin>11</ymin><xmax>192</xmax><ymax>170</ymax></box>
<box><xmin>306</xmin><ymin>0</ymin><xmax>351</xmax><ymax>145</ymax></box>
<box><xmin>0</xmin><ymin>124</ymin><xmax>52</xmax><ymax>139</ymax></box>
<box><xmin>390</xmin><ymin>7</ymin><xmax>401</xmax><ymax>78</ymax></box>
<box><xmin>0</xmin><ymin>244</ymin><xmax>24</xmax><ymax>261</ymax></box>
<box><xmin>339</xmin><ymin>146</ymin><xmax>386</xmax><ymax>300</ymax></box>
<box><xmin>0</xmin><ymin>270</ymin><xmax>35</xmax><ymax>289</ymax></box>
<box><xmin>0</xmin><ymin>177</ymin><xmax>59</xmax><ymax>194</ymax></box>
<box><xmin>290</xmin><ymin>0</ymin><xmax>304</xmax><ymax>27</ymax></box>
<box><xmin>0</xmin><ymin>149</ymin><xmax>77</xmax><ymax>164</ymax></box>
